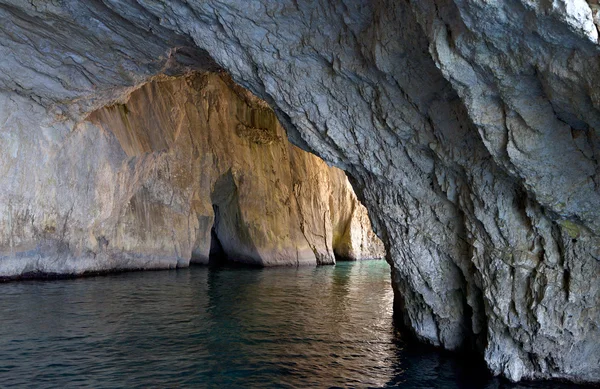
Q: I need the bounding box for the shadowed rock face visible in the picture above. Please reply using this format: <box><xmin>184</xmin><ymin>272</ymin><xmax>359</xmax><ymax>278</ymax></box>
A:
<box><xmin>0</xmin><ymin>0</ymin><xmax>599</xmax><ymax>383</ymax></box>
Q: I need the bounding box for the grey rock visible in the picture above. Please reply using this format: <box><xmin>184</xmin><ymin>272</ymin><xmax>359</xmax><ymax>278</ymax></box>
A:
<box><xmin>0</xmin><ymin>0</ymin><xmax>598</xmax><ymax>383</ymax></box>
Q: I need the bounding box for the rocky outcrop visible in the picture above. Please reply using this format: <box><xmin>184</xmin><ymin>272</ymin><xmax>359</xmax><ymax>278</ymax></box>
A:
<box><xmin>0</xmin><ymin>0</ymin><xmax>599</xmax><ymax>383</ymax></box>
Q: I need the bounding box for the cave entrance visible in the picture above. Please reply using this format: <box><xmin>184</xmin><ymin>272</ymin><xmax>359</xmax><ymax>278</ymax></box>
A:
<box><xmin>208</xmin><ymin>205</ymin><xmax>228</xmax><ymax>265</ymax></box>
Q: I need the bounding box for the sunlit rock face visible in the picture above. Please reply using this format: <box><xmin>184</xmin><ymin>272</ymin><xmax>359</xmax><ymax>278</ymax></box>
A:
<box><xmin>0</xmin><ymin>71</ymin><xmax>383</xmax><ymax>271</ymax></box>
<box><xmin>0</xmin><ymin>0</ymin><xmax>599</xmax><ymax>383</ymax></box>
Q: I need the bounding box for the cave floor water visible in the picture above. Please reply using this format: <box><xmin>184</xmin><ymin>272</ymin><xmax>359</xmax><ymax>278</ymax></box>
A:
<box><xmin>0</xmin><ymin>261</ymin><xmax>591</xmax><ymax>389</ymax></box>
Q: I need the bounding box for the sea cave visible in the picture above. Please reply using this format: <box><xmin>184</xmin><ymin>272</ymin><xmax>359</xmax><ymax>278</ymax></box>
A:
<box><xmin>0</xmin><ymin>1</ymin><xmax>599</xmax><ymax>387</ymax></box>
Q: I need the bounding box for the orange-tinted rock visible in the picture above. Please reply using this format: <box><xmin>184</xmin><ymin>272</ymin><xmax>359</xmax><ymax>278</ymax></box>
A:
<box><xmin>84</xmin><ymin>72</ymin><xmax>384</xmax><ymax>267</ymax></box>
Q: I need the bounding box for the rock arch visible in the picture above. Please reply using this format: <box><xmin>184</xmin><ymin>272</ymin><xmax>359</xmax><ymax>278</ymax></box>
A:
<box><xmin>0</xmin><ymin>0</ymin><xmax>599</xmax><ymax>383</ymax></box>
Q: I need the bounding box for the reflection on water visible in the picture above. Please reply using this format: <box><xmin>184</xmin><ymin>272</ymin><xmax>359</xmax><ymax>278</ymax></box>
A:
<box><xmin>0</xmin><ymin>261</ymin><xmax>590</xmax><ymax>388</ymax></box>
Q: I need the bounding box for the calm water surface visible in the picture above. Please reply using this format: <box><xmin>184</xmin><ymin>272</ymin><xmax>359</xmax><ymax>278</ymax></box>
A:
<box><xmin>0</xmin><ymin>261</ymin><xmax>590</xmax><ymax>388</ymax></box>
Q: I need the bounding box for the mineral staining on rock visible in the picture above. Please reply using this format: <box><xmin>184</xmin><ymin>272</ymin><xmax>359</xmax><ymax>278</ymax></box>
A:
<box><xmin>0</xmin><ymin>0</ymin><xmax>599</xmax><ymax>384</ymax></box>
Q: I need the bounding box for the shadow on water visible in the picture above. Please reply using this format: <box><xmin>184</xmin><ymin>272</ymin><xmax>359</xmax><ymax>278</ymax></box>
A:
<box><xmin>0</xmin><ymin>261</ymin><xmax>595</xmax><ymax>388</ymax></box>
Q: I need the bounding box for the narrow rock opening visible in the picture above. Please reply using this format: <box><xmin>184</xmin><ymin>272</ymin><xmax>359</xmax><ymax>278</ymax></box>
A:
<box><xmin>208</xmin><ymin>205</ymin><xmax>227</xmax><ymax>265</ymax></box>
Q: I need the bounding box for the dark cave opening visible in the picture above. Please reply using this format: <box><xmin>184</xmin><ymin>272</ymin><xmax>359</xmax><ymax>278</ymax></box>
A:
<box><xmin>208</xmin><ymin>205</ymin><xmax>228</xmax><ymax>266</ymax></box>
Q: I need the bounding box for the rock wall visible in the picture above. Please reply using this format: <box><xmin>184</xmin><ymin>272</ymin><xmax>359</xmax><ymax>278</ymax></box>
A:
<box><xmin>0</xmin><ymin>0</ymin><xmax>598</xmax><ymax>383</ymax></box>
<box><xmin>0</xmin><ymin>71</ymin><xmax>384</xmax><ymax>273</ymax></box>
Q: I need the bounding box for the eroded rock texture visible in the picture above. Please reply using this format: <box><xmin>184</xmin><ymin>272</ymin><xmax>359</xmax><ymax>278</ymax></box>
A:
<box><xmin>0</xmin><ymin>70</ymin><xmax>384</xmax><ymax>271</ymax></box>
<box><xmin>0</xmin><ymin>0</ymin><xmax>599</xmax><ymax>383</ymax></box>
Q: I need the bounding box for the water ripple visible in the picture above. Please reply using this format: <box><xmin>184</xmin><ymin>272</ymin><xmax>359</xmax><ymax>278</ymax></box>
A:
<box><xmin>0</xmin><ymin>261</ymin><xmax>590</xmax><ymax>388</ymax></box>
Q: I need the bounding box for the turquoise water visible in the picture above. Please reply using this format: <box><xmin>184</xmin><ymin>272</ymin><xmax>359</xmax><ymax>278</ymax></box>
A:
<box><xmin>0</xmin><ymin>261</ymin><xmax>589</xmax><ymax>388</ymax></box>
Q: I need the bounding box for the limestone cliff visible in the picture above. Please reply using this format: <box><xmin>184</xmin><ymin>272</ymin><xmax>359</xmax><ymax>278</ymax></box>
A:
<box><xmin>0</xmin><ymin>71</ymin><xmax>384</xmax><ymax>273</ymax></box>
<box><xmin>0</xmin><ymin>0</ymin><xmax>599</xmax><ymax>383</ymax></box>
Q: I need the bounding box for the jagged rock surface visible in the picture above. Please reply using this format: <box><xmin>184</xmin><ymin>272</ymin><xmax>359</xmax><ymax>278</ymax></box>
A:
<box><xmin>0</xmin><ymin>0</ymin><xmax>598</xmax><ymax>383</ymax></box>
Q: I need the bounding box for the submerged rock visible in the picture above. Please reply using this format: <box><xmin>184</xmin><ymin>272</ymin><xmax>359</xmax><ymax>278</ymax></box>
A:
<box><xmin>0</xmin><ymin>0</ymin><xmax>599</xmax><ymax>383</ymax></box>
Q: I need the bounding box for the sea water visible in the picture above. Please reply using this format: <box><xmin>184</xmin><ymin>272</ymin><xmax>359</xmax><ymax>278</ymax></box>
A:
<box><xmin>0</xmin><ymin>261</ymin><xmax>588</xmax><ymax>388</ymax></box>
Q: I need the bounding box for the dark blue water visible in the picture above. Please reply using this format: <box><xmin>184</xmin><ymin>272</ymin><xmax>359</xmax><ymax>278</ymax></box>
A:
<box><xmin>0</xmin><ymin>261</ymin><xmax>590</xmax><ymax>388</ymax></box>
